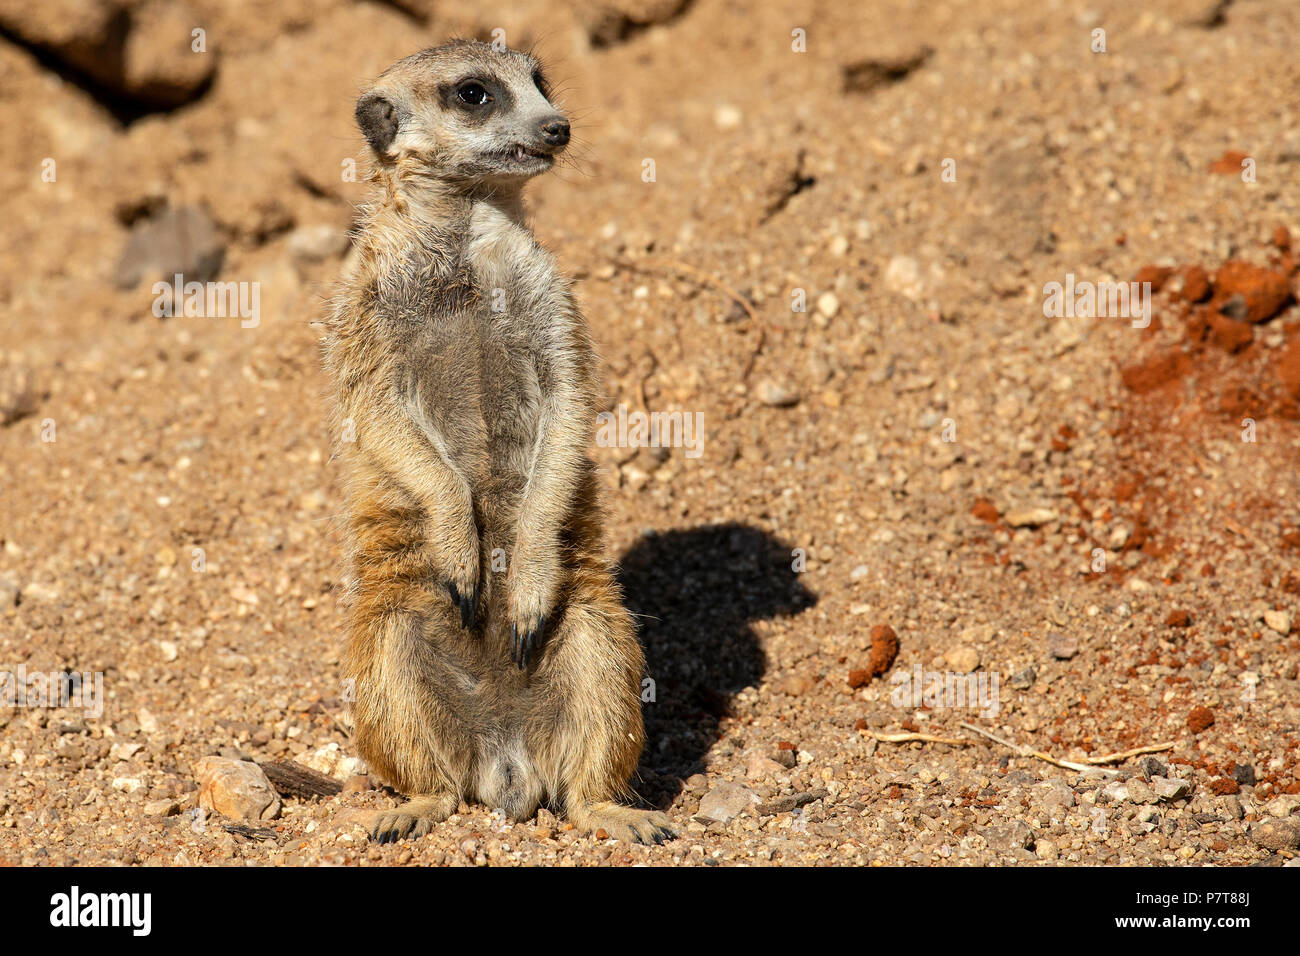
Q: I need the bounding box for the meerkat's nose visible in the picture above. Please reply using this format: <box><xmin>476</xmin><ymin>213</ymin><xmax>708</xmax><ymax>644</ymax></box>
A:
<box><xmin>539</xmin><ymin>117</ymin><xmax>570</xmax><ymax>148</ymax></box>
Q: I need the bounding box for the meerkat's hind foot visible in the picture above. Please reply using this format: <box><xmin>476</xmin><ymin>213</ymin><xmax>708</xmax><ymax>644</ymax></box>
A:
<box><xmin>370</xmin><ymin>792</ymin><xmax>458</xmax><ymax>844</ymax></box>
<box><xmin>570</xmin><ymin>802</ymin><xmax>677</xmax><ymax>845</ymax></box>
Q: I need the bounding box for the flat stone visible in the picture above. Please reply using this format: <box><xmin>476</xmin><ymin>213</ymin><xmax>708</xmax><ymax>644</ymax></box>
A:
<box><xmin>1099</xmin><ymin>780</ymin><xmax>1131</xmax><ymax>804</ymax></box>
<box><xmin>1046</xmin><ymin>632</ymin><xmax>1078</xmax><ymax>660</ymax></box>
<box><xmin>1152</xmin><ymin>776</ymin><xmax>1191</xmax><ymax>801</ymax></box>
<box><xmin>757</xmin><ymin>380</ymin><xmax>800</xmax><ymax>407</ymax></box>
<box><xmin>1005</xmin><ymin>507</ymin><xmax>1057</xmax><ymax>528</ymax></box>
<box><xmin>694</xmin><ymin>783</ymin><xmax>759</xmax><ymax>825</ymax></box>
<box><xmin>115</xmin><ymin>205</ymin><xmax>225</xmax><ymax>290</ymax></box>
<box><xmin>986</xmin><ymin>819</ymin><xmax>1034</xmax><ymax>852</ymax></box>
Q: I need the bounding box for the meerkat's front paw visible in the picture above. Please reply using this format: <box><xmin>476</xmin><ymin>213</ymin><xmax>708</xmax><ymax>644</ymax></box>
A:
<box><xmin>436</xmin><ymin>517</ymin><xmax>480</xmax><ymax>630</ymax></box>
<box><xmin>446</xmin><ymin>579</ymin><xmax>480</xmax><ymax>630</ymax></box>
<box><xmin>506</xmin><ymin>544</ymin><xmax>559</xmax><ymax>668</ymax></box>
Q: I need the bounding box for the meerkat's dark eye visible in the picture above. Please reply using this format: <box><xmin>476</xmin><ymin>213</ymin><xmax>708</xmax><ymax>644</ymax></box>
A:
<box><xmin>456</xmin><ymin>82</ymin><xmax>491</xmax><ymax>106</ymax></box>
<box><xmin>533</xmin><ymin>70</ymin><xmax>550</xmax><ymax>99</ymax></box>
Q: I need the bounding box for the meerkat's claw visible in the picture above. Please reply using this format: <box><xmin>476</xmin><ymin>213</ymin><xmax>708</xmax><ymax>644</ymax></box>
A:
<box><xmin>447</xmin><ymin>582</ymin><xmax>479</xmax><ymax>630</ymax></box>
<box><xmin>511</xmin><ymin>617</ymin><xmax>547</xmax><ymax>669</ymax></box>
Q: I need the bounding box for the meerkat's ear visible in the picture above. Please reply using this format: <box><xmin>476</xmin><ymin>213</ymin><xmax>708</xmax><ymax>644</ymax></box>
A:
<box><xmin>356</xmin><ymin>91</ymin><xmax>401</xmax><ymax>155</ymax></box>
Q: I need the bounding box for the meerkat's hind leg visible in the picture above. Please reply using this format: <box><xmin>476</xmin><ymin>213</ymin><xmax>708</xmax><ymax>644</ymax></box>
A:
<box><xmin>370</xmin><ymin>791</ymin><xmax>459</xmax><ymax>844</ymax></box>
<box><xmin>528</xmin><ymin>594</ymin><xmax>679</xmax><ymax>845</ymax></box>
<box><xmin>568</xmin><ymin>802</ymin><xmax>676</xmax><ymax>845</ymax></box>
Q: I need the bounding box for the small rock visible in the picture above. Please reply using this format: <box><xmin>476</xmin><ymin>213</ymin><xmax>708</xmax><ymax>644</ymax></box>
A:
<box><xmin>757</xmin><ymin>380</ymin><xmax>800</xmax><ymax>407</ymax></box>
<box><xmin>21</xmin><ymin>582</ymin><xmax>60</xmax><ymax>602</ymax></box>
<box><xmin>884</xmin><ymin>255</ymin><xmax>924</xmax><ymax>300</ymax></box>
<box><xmin>1135</xmin><ymin>806</ymin><xmax>1160</xmax><ymax>825</ymax></box>
<box><xmin>1138</xmin><ymin>756</ymin><xmax>1168</xmax><ymax>781</ymax></box>
<box><xmin>775</xmin><ymin>673</ymin><xmax>814</xmax><ymax>696</ymax></box>
<box><xmin>1232</xmin><ymin>763</ymin><xmax>1256</xmax><ymax>787</ymax></box>
<box><xmin>745</xmin><ymin>750</ymin><xmax>787</xmax><ymax>780</ymax></box>
<box><xmin>0</xmin><ymin>362</ymin><xmax>37</xmax><ymax>427</ymax></box>
<box><xmin>945</xmin><ymin>645</ymin><xmax>980</xmax><ymax>673</ymax></box>
<box><xmin>110</xmin><ymin>742</ymin><xmax>144</xmax><ymax>761</ymax></box>
<box><xmin>1034</xmin><ymin>838</ymin><xmax>1060</xmax><ymax>861</ymax></box>
<box><xmin>1127</xmin><ymin>778</ymin><xmax>1155</xmax><ymax>804</ymax></box>
<box><xmin>713</xmin><ymin>104</ymin><xmax>742</xmax><ymax>129</ymax></box>
<box><xmin>0</xmin><ymin>575</ymin><xmax>19</xmax><ymax>609</ymax></box>
<box><xmin>694</xmin><ymin>783</ymin><xmax>759</xmax><ymax>825</ymax></box>
<box><xmin>1005</xmin><ymin>507</ymin><xmax>1056</xmax><ymax>528</ymax></box>
<box><xmin>1008</xmin><ymin>665</ymin><xmax>1037</xmax><ymax>690</ymax></box>
<box><xmin>112</xmin><ymin>776</ymin><xmax>146</xmax><ymax>794</ymax></box>
<box><xmin>622</xmin><ymin>465</ymin><xmax>650</xmax><ymax>491</ymax></box>
<box><xmin>115</xmin><ymin>205</ymin><xmax>225</xmax><ymax>290</ymax></box>
<box><xmin>343</xmin><ymin>774</ymin><xmax>374</xmax><ymax>794</ymax></box>
<box><xmin>1152</xmin><ymin>776</ymin><xmax>1191</xmax><ymax>802</ymax></box>
<box><xmin>815</xmin><ymin>291</ymin><xmax>840</xmax><ymax>319</ymax></box>
<box><xmin>230</xmin><ymin>586</ymin><xmax>259</xmax><ymax>606</ymax></box>
<box><xmin>296</xmin><ymin>742</ymin><xmax>368</xmax><ymax>780</ymax></box>
<box><xmin>145</xmin><ymin>799</ymin><xmax>180</xmax><ymax>816</ymax></box>
<box><xmin>1165</xmin><ymin>609</ymin><xmax>1192</xmax><ymax>628</ymax></box>
<box><xmin>756</xmin><ymin>789</ymin><xmax>828</xmax><ymax>816</ymax></box>
<box><xmin>1042</xmin><ymin>783</ymin><xmax>1076</xmax><ymax>812</ymax></box>
<box><xmin>986</xmin><ymin>819</ymin><xmax>1034</xmax><ymax>852</ymax></box>
<box><xmin>1263</xmin><ymin>609</ymin><xmax>1292</xmax><ymax>635</ymax></box>
<box><xmin>1249</xmin><ymin>817</ymin><xmax>1300</xmax><ymax>852</ymax></box>
<box><xmin>137</xmin><ymin>707</ymin><xmax>161</xmax><ymax>734</ymax></box>
<box><xmin>1046</xmin><ymin>632</ymin><xmax>1078</xmax><ymax>660</ymax></box>
<box><xmin>194</xmin><ymin>756</ymin><xmax>281</xmax><ymax>822</ymax></box>
<box><xmin>1099</xmin><ymin>780</ymin><xmax>1130</xmax><ymax>804</ymax></box>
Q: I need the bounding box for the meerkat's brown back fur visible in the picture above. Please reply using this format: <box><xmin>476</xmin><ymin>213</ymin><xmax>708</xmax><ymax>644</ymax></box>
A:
<box><xmin>323</xmin><ymin>40</ymin><xmax>673</xmax><ymax>844</ymax></box>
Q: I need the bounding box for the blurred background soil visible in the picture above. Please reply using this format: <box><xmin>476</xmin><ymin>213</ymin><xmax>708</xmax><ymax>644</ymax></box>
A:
<box><xmin>1</xmin><ymin>0</ymin><xmax>1299</xmax><ymax>866</ymax></box>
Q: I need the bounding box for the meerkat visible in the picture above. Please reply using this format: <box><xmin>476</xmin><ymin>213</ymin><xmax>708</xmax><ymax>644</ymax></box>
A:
<box><xmin>323</xmin><ymin>40</ymin><xmax>675</xmax><ymax>845</ymax></box>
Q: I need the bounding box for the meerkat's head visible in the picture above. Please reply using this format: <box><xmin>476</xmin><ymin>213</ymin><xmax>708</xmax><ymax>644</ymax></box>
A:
<box><xmin>356</xmin><ymin>40</ymin><xmax>569</xmax><ymax>188</ymax></box>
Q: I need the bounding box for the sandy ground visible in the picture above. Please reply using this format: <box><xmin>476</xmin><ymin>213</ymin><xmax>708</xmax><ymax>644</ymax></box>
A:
<box><xmin>1</xmin><ymin>0</ymin><xmax>1299</xmax><ymax>866</ymax></box>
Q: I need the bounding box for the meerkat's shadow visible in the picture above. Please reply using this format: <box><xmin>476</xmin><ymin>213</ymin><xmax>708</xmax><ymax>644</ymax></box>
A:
<box><xmin>616</xmin><ymin>523</ymin><xmax>817</xmax><ymax>806</ymax></box>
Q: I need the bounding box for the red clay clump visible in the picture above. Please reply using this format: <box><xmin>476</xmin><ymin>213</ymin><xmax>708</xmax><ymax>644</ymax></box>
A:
<box><xmin>1211</xmin><ymin>260</ymin><xmax>1290</xmax><ymax>324</ymax></box>
<box><xmin>1120</xmin><ymin>350</ymin><xmax>1192</xmax><ymax>394</ymax></box>
<box><xmin>1209</xmin><ymin>777</ymin><xmax>1241</xmax><ymax>795</ymax></box>
<box><xmin>1208</xmin><ymin>150</ymin><xmax>1249</xmax><ymax>174</ymax></box>
<box><xmin>1187</xmin><ymin>307</ymin><xmax>1254</xmax><ymax>353</ymax></box>
<box><xmin>1180</xmin><ymin>265</ymin><xmax>1211</xmax><ymax>302</ymax></box>
<box><xmin>1187</xmin><ymin>706</ymin><xmax>1215</xmax><ymax>733</ymax></box>
<box><xmin>867</xmin><ymin>624</ymin><xmax>899</xmax><ymax>677</ymax></box>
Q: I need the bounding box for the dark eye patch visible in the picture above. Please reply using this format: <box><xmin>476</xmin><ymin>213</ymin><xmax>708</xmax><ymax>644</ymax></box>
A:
<box><xmin>532</xmin><ymin>69</ymin><xmax>551</xmax><ymax>100</ymax></box>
